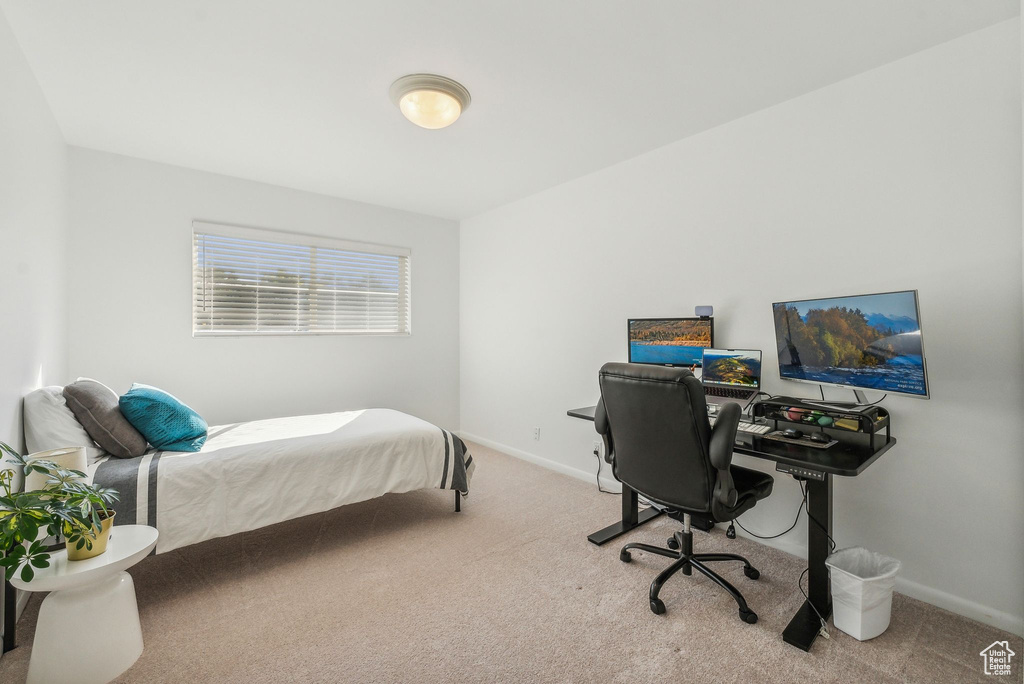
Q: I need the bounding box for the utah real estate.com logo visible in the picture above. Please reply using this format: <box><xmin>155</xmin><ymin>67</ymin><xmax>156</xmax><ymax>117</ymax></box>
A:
<box><xmin>979</xmin><ymin>641</ymin><xmax>1015</xmax><ymax>677</ymax></box>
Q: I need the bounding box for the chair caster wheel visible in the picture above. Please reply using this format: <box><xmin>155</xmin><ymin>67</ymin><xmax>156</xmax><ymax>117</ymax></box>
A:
<box><xmin>650</xmin><ymin>599</ymin><xmax>666</xmax><ymax>615</ymax></box>
<box><xmin>744</xmin><ymin>567</ymin><xmax>760</xmax><ymax>580</ymax></box>
<box><xmin>620</xmin><ymin>550</ymin><xmax>632</xmax><ymax>563</ymax></box>
<box><xmin>739</xmin><ymin>609</ymin><xmax>758</xmax><ymax>624</ymax></box>
<box><xmin>667</xmin><ymin>537</ymin><xmax>679</xmax><ymax>550</ymax></box>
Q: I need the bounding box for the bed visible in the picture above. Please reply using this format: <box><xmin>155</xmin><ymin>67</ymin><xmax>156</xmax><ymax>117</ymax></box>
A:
<box><xmin>88</xmin><ymin>408</ymin><xmax>474</xmax><ymax>554</ymax></box>
<box><xmin>4</xmin><ymin>397</ymin><xmax>472</xmax><ymax>652</ymax></box>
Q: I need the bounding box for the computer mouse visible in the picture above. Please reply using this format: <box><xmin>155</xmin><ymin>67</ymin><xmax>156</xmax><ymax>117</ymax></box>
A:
<box><xmin>782</xmin><ymin>428</ymin><xmax>803</xmax><ymax>439</ymax></box>
<box><xmin>809</xmin><ymin>432</ymin><xmax>830</xmax><ymax>444</ymax></box>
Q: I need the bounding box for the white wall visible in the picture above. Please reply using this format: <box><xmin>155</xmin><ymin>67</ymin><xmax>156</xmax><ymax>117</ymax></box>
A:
<box><xmin>0</xmin><ymin>7</ymin><xmax>68</xmax><ymax>651</ymax></box>
<box><xmin>461</xmin><ymin>20</ymin><xmax>1024</xmax><ymax>634</ymax></box>
<box><xmin>67</xmin><ymin>148</ymin><xmax>460</xmax><ymax>430</ymax></box>
<box><xmin>0</xmin><ymin>11</ymin><xmax>67</xmax><ymax>451</ymax></box>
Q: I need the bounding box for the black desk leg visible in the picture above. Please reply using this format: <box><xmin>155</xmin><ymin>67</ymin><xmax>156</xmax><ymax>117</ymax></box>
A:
<box><xmin>783</xmin><ymin>474</ymin><xmax>833</xmax><ymax>651</ymax></box>
<box><xmin>587</xmin><ymin>484</ymin><xmax>662</xmax><ymax>545</ymax></box>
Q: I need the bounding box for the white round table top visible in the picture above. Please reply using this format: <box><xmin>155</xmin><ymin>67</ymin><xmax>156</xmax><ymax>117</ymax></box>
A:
<box><xmin>10</xmin><ymin>525</ymin><xmax>158</xmax><ymax>592</ymax></box>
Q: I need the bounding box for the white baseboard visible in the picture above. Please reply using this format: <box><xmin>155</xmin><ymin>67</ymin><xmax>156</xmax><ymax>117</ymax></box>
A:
<box><xmin>460</xmin><ymin>431</ymin><xmax>1024</xmax><ymax>638</ymax></box>
<box><xmin>731</xmin><ymin>527</ymin><xmax>807</xmax><ymax>558</ymax></box>
<box><xmin>461</xmin><ymin>432</ymin><xmax>622</xmax><ymax>493</ymax></box>
<box><xmin>893</xmin><ymin>577</ymin><xmax>1023</xmax><ymax>637</ymax></box>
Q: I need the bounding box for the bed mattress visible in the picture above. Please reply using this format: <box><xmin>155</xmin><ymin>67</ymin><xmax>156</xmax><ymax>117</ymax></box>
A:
<box><xmin>91</xmin><ymin>408</ymin><xmax>473</xmax><ymax>553</ymax></box>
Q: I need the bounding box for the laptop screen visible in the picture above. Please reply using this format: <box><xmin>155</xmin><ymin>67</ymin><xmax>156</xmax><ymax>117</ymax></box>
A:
<box><xmin>701</xmin><ymin>349</ymin><xmax>762</xmax><ymax>388</ymax></box>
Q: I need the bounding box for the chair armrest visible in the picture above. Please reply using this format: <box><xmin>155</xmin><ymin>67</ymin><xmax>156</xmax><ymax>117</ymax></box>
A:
<box><xmin>709</xmin><ymin>402</ymin><xmax>740</xmax><ymax>469</ymax></box>
<box><xmin>594</xmin><ymin>399</ymin><xmax>608</xmax><ymax>436</ymax></box>
<box><xmin>709</xmin><ymin>402</ymin><xmax>740</xmax><ymax>508</ymax></box>
<box><xmin>594</xmin><ymin>399</ymin><xmax>614</xmax><ymax>464</ymax></box>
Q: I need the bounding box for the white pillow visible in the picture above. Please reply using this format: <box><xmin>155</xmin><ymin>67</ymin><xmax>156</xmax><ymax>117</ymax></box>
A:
<box><xmin>24</xmin><ymin>386</ymin><xmax>106</xmax><ymax>464</ymax></box>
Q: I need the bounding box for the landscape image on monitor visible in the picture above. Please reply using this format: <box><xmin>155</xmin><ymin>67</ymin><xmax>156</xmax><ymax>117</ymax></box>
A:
<box><xmin>773</xmin><ymin>291</ymin><xmax>927</xmax><ymax>396</ymax></box>
<box><xmin>703</xmin><ymin>350</ymin><xmax>761</xmax><ymax>387</ymax></box>
<box><xmin>629</xmin><ymin>318</ymin><xmax>712</xmax><ymax>366</ymax></box>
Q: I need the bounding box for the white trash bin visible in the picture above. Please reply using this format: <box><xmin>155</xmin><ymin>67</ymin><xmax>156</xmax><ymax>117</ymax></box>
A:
<box><xmin>825</xmin><ymin>547</ymin><xmax>901</xmax><ymax>641</ymax></box>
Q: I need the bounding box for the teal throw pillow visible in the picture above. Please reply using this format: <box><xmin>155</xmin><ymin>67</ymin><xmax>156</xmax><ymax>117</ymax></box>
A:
<box><xmin>119</xmin><ymin>384</ymin><xmax>208</xmax><ymax>452</ymax></box>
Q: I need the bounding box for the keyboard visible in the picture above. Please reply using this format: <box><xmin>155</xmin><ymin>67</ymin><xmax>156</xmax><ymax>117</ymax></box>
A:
<box><xmin>705</xmin><ymin>386</ymin><xmax>756</xmax><ymax>400</ymax></box>
<box><xmin>708</xmin><ymin>415</ymin><xmax>771</xmax><ymax>435</ymax></box>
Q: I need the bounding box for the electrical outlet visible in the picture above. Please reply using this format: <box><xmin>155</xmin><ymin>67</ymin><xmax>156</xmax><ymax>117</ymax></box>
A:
<box><xmin>533</xmin><ymin>427</ymin><xmax>541</xmax><ymax>441</ymax></box>
<box><xmin>592</xmin><ymin>440</ymin><xmax>602</xmax><ymax>457</ymax></box>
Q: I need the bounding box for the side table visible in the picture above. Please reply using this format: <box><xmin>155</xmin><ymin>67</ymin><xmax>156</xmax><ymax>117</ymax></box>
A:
<box><xmin>11</xmin><ymin>525</ymin><xmax>158</xmax><ymax>684</ymax></box>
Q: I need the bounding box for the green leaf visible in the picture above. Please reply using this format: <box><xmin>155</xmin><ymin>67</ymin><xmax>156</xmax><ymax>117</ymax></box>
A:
<box><xmin>20</xmin><ymin>564</ymin><xmax>34</xmax><ymax>582</ymax></box>
<box><xmin>18</xmin><ymin>520</ymin><xmax>39</xmax><ymax>544</ymax></box>
<box><xmin>29</xmin><ymin>555</ymin><xmax>49</xmax><ymax>569</ymax></box>
<box><xmin>0</xmin><ymin>445</ymin><xmax>120</xmax><ymax>557</ymax></box>
<box><xmin>75</xmin><ymin>538</ymin><xmax>85</xmax><ymax>550</ymax></box>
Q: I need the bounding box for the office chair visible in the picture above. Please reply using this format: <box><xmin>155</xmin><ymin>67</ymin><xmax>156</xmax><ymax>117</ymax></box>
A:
<box><xmin>595</xmin><ymin>362</ymin><xmax>774</xmax><ymax>623</ymax></box>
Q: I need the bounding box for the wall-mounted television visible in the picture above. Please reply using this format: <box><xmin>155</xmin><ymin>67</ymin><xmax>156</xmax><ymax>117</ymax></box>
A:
<box><xmin>627</xmin><ymin>317</ymin><xmax>713</xmax><ymax>367</ymax></box>
<box><xmin>772</xmin><ymin>290</ymin><xmax>929</xmax><ymax>398</ymax></box>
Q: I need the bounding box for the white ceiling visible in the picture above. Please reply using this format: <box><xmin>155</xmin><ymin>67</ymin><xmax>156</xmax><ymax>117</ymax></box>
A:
<box><xmin>2</xmin><ymin>1</ymin><xmax>1017</xmax><ymax>219</ymax></box>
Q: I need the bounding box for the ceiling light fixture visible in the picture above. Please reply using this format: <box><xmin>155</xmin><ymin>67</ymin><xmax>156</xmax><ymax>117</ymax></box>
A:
<box><xmin>390</xmin><ymin>74</ymin><xmax>471</xmax><ymax>130</ymax></box>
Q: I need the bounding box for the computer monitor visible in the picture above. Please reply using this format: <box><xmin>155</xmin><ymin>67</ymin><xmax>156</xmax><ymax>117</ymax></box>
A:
<box><xmin>772</xmin><ymin>290</ymin><xmax>929</xmax><ymax>398</ymax></box>
<box><xmin>628</xmin><ymin>317</ymin><xmax>713</xmax><ymax>367</ymax></box>
<box><xmin>702</xmin><ymin>349</ymin><xmax>762</xmax><ymax>389</ymax></box>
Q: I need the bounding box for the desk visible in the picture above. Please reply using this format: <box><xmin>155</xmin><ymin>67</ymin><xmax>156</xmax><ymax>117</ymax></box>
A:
<box><xmin>567</xmin><ymin>404</ymin><xmax>896</xmax><ymax>652</ymax></box>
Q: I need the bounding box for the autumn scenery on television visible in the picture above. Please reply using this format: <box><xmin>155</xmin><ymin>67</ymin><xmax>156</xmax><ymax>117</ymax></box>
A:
<box><xmin>772</xmin><ymin>291</ymin><xmax>927</xmax><ymax>397</ymax></box>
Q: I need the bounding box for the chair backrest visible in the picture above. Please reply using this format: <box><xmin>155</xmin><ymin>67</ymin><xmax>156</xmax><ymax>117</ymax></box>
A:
<box><xmin>597</xmin><ymin>362</ymin><xmax>715</xmax><ymax>512</ymax></box>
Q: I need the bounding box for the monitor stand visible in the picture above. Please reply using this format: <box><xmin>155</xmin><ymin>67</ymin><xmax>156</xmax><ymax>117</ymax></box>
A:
<box><xmin>820</xmin><ymin>388</ymin><xmax>871</xmax><ymax>405</ymax></box>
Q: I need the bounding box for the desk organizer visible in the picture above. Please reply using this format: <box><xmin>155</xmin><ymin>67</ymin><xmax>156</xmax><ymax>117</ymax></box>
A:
<box><xmin>753</xmin><ymin>396</ymin><xmax>891</xmax><ymax>449</ymax></box>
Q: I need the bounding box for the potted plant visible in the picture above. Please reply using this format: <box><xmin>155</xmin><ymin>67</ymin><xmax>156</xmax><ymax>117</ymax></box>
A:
<box><xmin>0</xmin><ymin>441</ymin><xmax>119</xmax><ymax>582</ymax></box>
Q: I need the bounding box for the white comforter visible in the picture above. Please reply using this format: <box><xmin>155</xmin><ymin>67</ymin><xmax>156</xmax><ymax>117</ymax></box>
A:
<box><xmin>92</xmin><ymin>409</ymin><xmax>473</xmax><ymax>554</ymax></box>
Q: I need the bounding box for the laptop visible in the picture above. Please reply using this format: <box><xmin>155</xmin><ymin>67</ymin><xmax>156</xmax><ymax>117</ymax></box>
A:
<box><xmin>701</xmin><ymin>348</ymin><xmax>762</xmax><ymax>411</ymax></box>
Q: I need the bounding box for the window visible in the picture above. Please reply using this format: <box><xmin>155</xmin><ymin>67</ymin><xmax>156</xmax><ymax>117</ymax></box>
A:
<box><xmin>192</xmin><ymin>221</ymin><xmax>411</xmax><ymax>336</ymax></box>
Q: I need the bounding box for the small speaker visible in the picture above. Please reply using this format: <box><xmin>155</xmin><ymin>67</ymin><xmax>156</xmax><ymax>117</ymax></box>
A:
<box><xmin>695</xmin><ymin>305</ymin><xmax>713</xmax><ymax>318</ymax></box>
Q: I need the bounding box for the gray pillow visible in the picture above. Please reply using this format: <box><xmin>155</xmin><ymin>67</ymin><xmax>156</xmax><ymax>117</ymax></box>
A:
<box><xmin>63</xmin><ymin>379</ymin><xmax>148</xmax><ymax>458</ymax></box>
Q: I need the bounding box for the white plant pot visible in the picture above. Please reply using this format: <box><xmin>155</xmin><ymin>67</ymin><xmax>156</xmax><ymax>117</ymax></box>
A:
<box><xmin>24</xmin><ymin>447</ymin><xmax>87</xmax><ymax>491</ymax></box>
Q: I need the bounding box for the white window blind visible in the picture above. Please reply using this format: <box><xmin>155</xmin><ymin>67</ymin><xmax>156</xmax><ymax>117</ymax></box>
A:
<box><xmin>192</xmin><ymin>222</ymin><xmax>411</xmax><ymax>336</ymax></box>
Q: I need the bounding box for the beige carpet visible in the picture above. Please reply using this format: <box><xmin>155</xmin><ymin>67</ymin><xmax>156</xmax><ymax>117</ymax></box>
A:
<box><xmin>1</xmin><ymin>442</ymin><xmax>1020</xmax><ymax>683</ymax></box>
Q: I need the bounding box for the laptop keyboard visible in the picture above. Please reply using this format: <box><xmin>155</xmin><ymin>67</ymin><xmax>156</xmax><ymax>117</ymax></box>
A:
<box><xmin>705</xmin><ymin>386</ymin><xmax>755</xmax><ymax>400</ymax></box>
